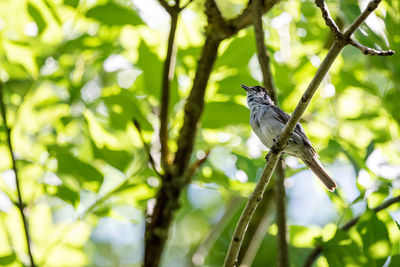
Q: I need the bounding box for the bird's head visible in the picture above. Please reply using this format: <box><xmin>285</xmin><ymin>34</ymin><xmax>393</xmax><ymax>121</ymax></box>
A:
<box><xmin>241</xmin><ymin>84</ymin><xmax>274</xmax><ymax>106</ymax></box>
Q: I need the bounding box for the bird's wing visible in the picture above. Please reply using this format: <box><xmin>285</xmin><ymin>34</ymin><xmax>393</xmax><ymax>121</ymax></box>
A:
<box><xmin>270</xmin><ymin>105</ymin><xmax>317</xmax><ymax>155</ymax></box>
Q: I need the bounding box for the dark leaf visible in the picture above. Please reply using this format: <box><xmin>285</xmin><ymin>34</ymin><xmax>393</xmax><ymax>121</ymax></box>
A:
<box><xmin>92</xmin><ymin>143</ymin><xmax>132</xmax><ymax>172</ymax></box>
<box><xmin>56</xmin><ymin>184</ymin><xmax>80</xmax><ymax>206</ymax></box>
<box><xmin>389</xmin><ymin>255</ymin><xmax>400</xmax><ymax>267</ymax></box>
<box><xmin>0</xmin><ymin>253</ymin><xmax>16</xmax><ymax>265</ymax></box>
<box><xmin>365</xmin><ymin>140</ymin><xmax>375</xmax><ymax>160</ymax></box>
<box><xmin>64</xmin><ymin>0</ymin><xmax>79</xmax><ymax>8</ymax></box>
<box><xmin>27</xmin><ymin>2</ymin><xmax>47</xmax><ymax>34</ymax></box>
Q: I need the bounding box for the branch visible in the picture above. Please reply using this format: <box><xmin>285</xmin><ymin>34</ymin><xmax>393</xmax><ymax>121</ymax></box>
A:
<box><xmin>0</xmin><ymin>83</ymin><xmax>36</xmax><ymax>267</ymax></box>
<box><xmin>157</xmin><ymin>0</ymin><xmax>174</xmax><ymax>15</ymax></box>
<box><xmin>274</xmin><ymin>162</ymin><xmax>288</xmax><ymax>267</ymax></box>
<box><xmin>252</xmin><ymin>1</ymin><xmax>288</xmax><ymax>266</ymax></box>
<box><xmin>238</xmin><ymin>189</ymin><xmax>275</xmax><ymax>266</ymax></box>
<box><xmin>159</xmin><ymin>6</ymin><xmax>179</xmax><ymax>172</ymax></box>
<box><xmin>302</xmin><ymin>195</ymin><xmax>400</xmax><ymax>267</ymax></box>
<box><xmin>191</xmin><ymin>197</ymin><xmax>244</xmax><ymax>266</ymax></box>
<box><xmin>349</xmin><ymin>39</ymin><xmax>395</xmax><ymax>56</ymax></box>
<box><xmin>315</xmin><ymin>0</ymin><xmax>341</xmax><ymax>39</ymax></box>
<box><xmin>225</xmin><ymin>0</ymin><xmax>392</xmax><ymax>265</ymax></box>
<box><xmin>145</xmin><ymin>0</ymin><xmax>283</xmax><ymax>265</ymax></box>
<box><xmin>228</xmin><ymin>0</ymin><xmax>281</xmax><ymax>33</ymax></box>
<box><xmin>253</xmin><ymin>0</ymin><xmax>277</xmax><ymax>104</ymax></box>
<box><xmin>184</xmin><ymin>149</ymin><xmax>210</xmax><ymax>185</ymax></box>
<box><xmin>315</xmin><ymin>0</ymin><xmax>395</xmax><ymax>57</ymax></box>
<box><xmin>133</xmin><ymin>120</ymin><xmax>162</xmax><ymax>178</ymax></box>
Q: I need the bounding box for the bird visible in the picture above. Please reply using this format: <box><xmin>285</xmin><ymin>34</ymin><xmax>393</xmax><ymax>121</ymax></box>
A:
<box><xmin>241</xmin><ymin>84</ymin><xmax>337</xmax><ymax>192</ymax></box>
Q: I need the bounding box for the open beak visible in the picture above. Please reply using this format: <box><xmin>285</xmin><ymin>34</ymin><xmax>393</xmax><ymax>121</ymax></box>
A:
<box><xmin>241</xmin><ymin>84</ymin><xmax>251</xmax><ymax>91</ymax></box>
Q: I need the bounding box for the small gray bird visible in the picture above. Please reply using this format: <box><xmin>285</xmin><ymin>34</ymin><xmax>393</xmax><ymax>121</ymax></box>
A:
<box><xmin>242</xmin><ymin>84</ymin><xmax>337</xmax><ymax>192</ymax></box>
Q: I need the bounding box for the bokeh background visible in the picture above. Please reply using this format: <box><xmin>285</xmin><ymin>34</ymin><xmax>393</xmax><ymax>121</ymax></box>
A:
<box><xmin>0</xmin><ymin>0</ymin><xmax>400</xmax><ymax>266</ymax></box>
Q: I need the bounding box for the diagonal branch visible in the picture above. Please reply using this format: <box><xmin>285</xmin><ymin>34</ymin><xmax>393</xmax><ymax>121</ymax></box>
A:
<box><xmin>224</xmin><ymin>0</ymin><xmax>392</xmax><ymax>265</ymax></box>
<box><xmin>315</xmin><ymin>0</ymin><xmax>395</xmax><ymax>57</ymax></box>
<box><xmin>315</xmin><ymin>0</ymin><xmax>341</xmax><ymax>39</ymax></box>
<box><xmin>302</xmin><ymin>195</ymin><xmax>400</xmax><ymax>267</ymax></box>
<box><xmin>0</xmin><ymin>83</ymin><xmax>36</xmax><ymax>267</ymax></box>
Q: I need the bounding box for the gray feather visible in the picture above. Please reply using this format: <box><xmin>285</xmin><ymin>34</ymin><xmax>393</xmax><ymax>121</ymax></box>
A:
<box><xmin>243</xmin><ymin>84</ymin><xmax>337</xmax><ymax>192</ymax></box>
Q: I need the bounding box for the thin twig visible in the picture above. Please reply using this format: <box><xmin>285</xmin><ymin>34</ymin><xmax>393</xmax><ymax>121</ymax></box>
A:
<box><xmin>349</xmin><ymin>39</ymin><xmax>395</xmax><ymax>56</ymax></box>
<box><xmin>315</xmin><ymin>0</ymin><xmax>342</xmax><ymax>39</ymax></box>
<box><xmin>315</xmin><ymin>0</ymin><xmax>394</xmax><ymax>57</ymax></box>
<box><xmin>0</xmin><ymin>84</ymin><xmax>36</xmax><ymax>267</ymax></box>
<box><xmin>302</xmin><ymin>195</ymin><xmax>400</xmax><ymax>267</ymax></box>
<box><xmin>225</xmin><ymin>0</ymin><xmax>391</xmax><ymax>265</ymax></box>
<box><xmin>343</xmin><ymin>0</ymin><xmax>383</xmax><ymax>39</ymax></box>
<box><xmin>133</xmin><ymin>120</ymin><xmax>162</xmax><ymax>178</ymax></box>
<box><xmin>184</xmin><ymin>149</ymin><xmax>210</xmax><ymax>185</ymax></box>
<box><xmin>180</xmin><ymin>0</ymin><xmax>194</xmax><ymax>10</ymax></box>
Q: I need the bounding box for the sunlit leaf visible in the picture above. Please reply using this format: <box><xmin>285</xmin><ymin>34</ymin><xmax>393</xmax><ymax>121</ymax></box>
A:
<box><xmin>202</xmin><ymin>101</ymin><xmax>249</xmax><ymax>128</ymax></box>
<box><xmin>86</xmin><ymin>2</ymin><xmax>143</xmax><ymax>26</ymax></box>
<box><xmin>357</xmin><ymin>211</ymin><xmax>390</xmax><ymax>263</ymax></box>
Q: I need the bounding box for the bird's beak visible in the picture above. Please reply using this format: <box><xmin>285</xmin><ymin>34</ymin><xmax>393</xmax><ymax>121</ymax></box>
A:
<box><xmin>241</xmin><ymin>84</ymin><xmax>250</xmax><ymax>91</ymax></box>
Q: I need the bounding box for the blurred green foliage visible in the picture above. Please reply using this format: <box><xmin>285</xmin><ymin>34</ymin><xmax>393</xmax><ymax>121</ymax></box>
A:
<box><xmin>0</xmin><ymin>0</ymin><xmax>399</xmax><ymax>266</ymax></box>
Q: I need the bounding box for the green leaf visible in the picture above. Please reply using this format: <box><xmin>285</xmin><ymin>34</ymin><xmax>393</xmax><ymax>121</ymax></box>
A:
<box><xmin>389</xmin><ymin>255</ymin><xmax>400</xmax><ymax>267</ymax></box>
<box><xmin>51</xmin><ymin>147</ymin><xmax>104</xmax><ymax>185</ymax></box>
<box><xmin>136</xmin><ymin>41</ymin><xmax>162</xmax><ymax>97</ymax></box>
<box><xmin>27</xmin><ymin>2</ymin><xmax>47</xmax><ymax>34</ymax></box>
<box><xmin>92</xmin><ymin>143</ymin><xmax>132</xmax><ymax>172</ymax></box>
<box><xmin>357</xmin><ymin>211</ymin><xmax>390</xmax><ymax>262</ymax></box>
<box><xmin>64</xmin><ymin>0</ymin><xmax>79</xmax><ymax>8</ymax></box>
<box><xmin>86</xmin><ymin>2</ymin><xmax>143</xmax><ymax>26</ymax></box>
<box><xmin>365</xmin><ymin>140</ymin><xmax>375</xmax><ymax>160</ymax></box>
<box><xmin>216</xmin><ymin>31</ymin><xmax>254</xmax><ymax>69</ymax></box>
<box><xmin>218</xmin><ymin>73</ymin><xmax>258</xmax><ymax>96</ymax></box>
<box><xmin>322</xmin><ymin>230</ymin><xmax>364</xmax><ymax>266</ymax></box>
<box><xmin>102</xmin><ymin>90</ymin><xmax>152</xmax><ymax>131</ymax></box>
<box><xmin>56</xmin><ymin>184</ymin><xmax>80</xmax><ymax>206</ymax></box>
<box><xmin>0</xmin><ymin>253</ymin><xmax>16</xmax><ymax>265</ymax></box>
<box><xmin>202</xmin><ymin>101</ymin><xmax>249</xmax><ymax>128</ymax></box>
<box><xmin>43</xmin><ymin>0</ymin><xmax>62</xmax><ymax>25</ymax></box>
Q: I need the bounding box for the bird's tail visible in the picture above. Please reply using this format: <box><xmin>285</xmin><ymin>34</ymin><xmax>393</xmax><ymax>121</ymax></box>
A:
<box><xmin>304</xmin><ymin>157</ymin><xmax>337</xmax><ymax>192</ymax></box>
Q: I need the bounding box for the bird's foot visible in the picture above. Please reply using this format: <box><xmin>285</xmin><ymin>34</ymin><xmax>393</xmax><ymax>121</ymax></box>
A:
<box><xmin>265</xmin><ymin>153</ymin><xmax>271</xmax><ymax>162</ymax></box>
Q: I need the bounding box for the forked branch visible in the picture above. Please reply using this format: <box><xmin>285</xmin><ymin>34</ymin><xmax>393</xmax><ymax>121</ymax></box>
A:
<box><xmin>224</xmin><ymin>1</ymin><xmax>394</xmax><ymax>265</ymax></box>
